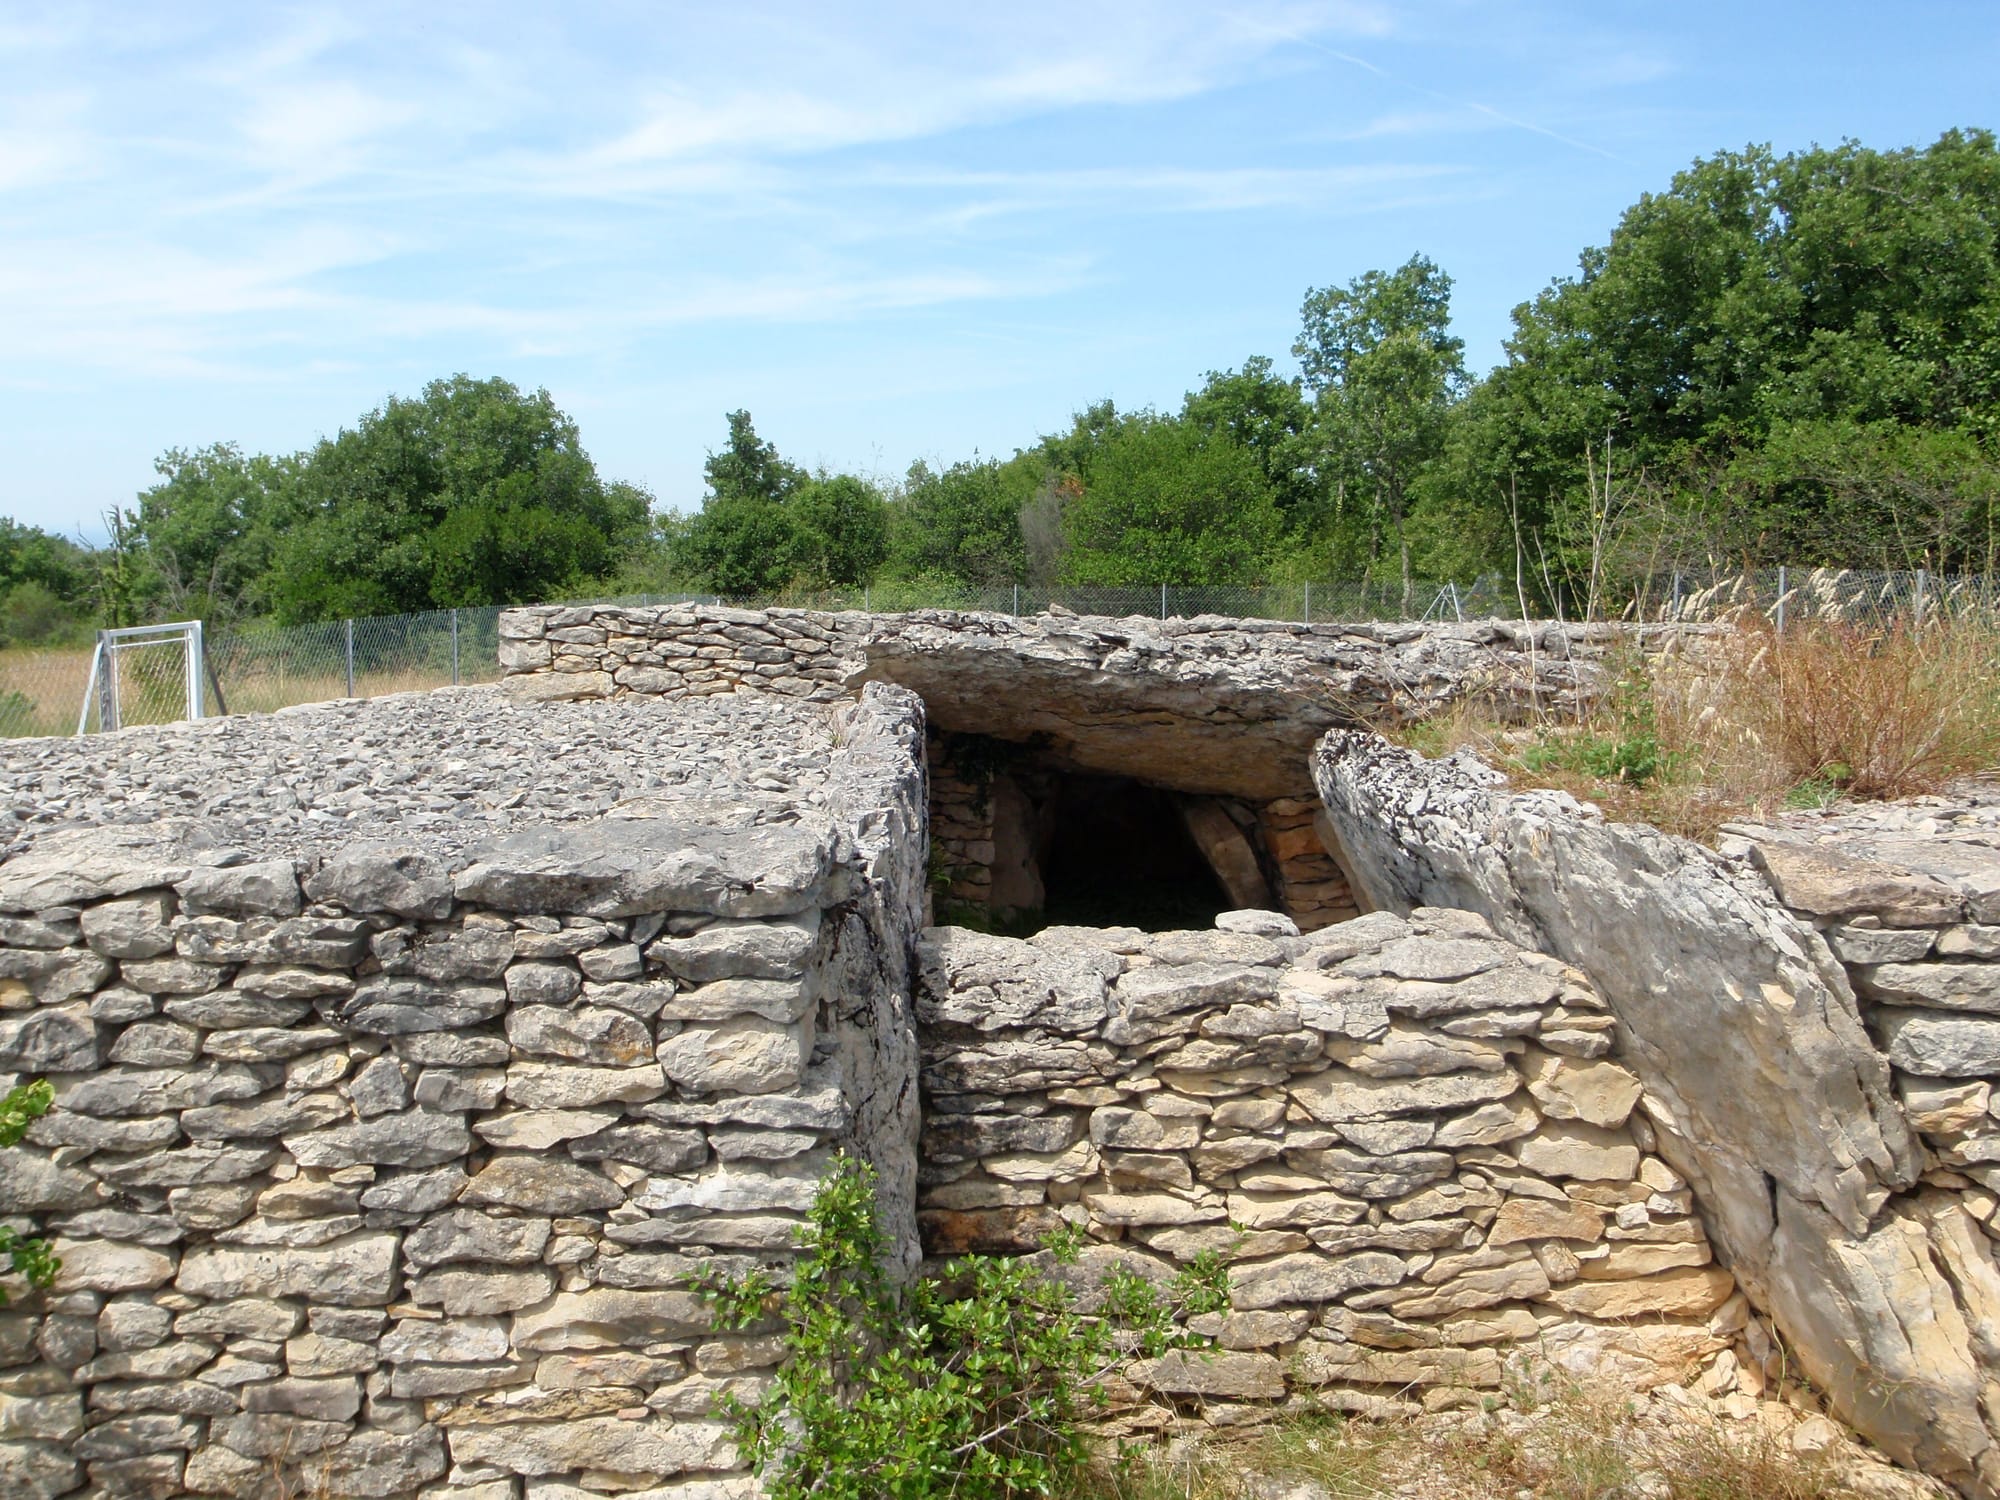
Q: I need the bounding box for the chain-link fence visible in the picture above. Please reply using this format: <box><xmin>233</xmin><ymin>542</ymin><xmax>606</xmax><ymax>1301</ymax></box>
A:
<box><xmin>1648</xmin><ymin>567</ymin><xmax>2000</xmax><ymax>628</ymax></box>
<box><xmin>3</xmin><ymin>571</ymin><xmax>1993</xmax><ymax>741</ymax></box>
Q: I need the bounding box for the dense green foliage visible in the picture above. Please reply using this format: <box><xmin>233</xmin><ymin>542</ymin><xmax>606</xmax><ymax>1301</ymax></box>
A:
<box><xmin>697</xmin><ymin>1154</ymin><xmax>1229</xmax><ymax>1499</ymax></box>
<box><xmin>12</xmin><ymin>126</ymin><xmax>1996</xmax><ymax>639</ymax></box>
<box><xmin>0</xmin><ymin>1081</ymin><xmax>59</xmax><ymax>1303</ymax></box>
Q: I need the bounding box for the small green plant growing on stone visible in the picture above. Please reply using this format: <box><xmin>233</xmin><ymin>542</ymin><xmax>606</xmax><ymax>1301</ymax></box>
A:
<box><xmin>696</xmin><ymin>1154</ymin><xmax>1229</xmax><ymax>1499</ymax></box>
<box><xmin>0</xmin><ymin>1080</ymin><xmax>59</xmax><ymax>1302</ymax></box>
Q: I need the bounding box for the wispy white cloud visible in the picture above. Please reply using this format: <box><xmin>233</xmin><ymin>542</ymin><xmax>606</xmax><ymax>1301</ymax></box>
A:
<box><xmin>0</xmin><ymin>0</ymin><xmax>1431</xmax><ymax>385</ymax></box>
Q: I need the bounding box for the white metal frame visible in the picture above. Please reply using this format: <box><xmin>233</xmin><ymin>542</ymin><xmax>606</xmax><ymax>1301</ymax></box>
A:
<box><xmin>76</xmin><ymin>621</ymin><xmax>208</xmax><ymax>736</ymax></box>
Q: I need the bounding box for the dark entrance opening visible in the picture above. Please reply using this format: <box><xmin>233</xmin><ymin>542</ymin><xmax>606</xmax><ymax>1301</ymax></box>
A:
<box><xmin>1039</xmin><ymin>773</ymin><xmax>1230</xmax><ymax>931</ymax></box>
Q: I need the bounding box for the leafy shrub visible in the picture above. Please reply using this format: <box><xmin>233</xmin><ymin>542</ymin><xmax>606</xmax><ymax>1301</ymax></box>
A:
<box><xmin>697</xmin><ymin>1153</ymin><xmax>1229</xmax><ymax>1500</ymax></box>
<box><xmin>0</xmin><ymin>1081</ymin><xmax>59</xmax><ymax>1302</ymax></box>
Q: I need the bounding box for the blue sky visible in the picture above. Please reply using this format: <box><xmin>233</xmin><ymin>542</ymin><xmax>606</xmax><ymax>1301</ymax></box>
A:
<box><xmin>2</xmin><ymin>1</ymin><xmax>1996</xmax><ymax>538</ymax></box>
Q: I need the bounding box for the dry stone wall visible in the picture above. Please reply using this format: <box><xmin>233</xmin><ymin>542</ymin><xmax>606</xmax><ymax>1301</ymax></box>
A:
<box><xmin>0</xmin><ymin>683</ymin><xmax>928</xmax><ymax>1500</ymax></box>
<box><xmin>914</xmin><ymin>907</ymin><xmax>1750</xmax><ymax>1424</ymax></box>
<box><xmin>1314</xmin><ymin>732</ymin><xmax>2000</xmax><ymax>1498</ymax></box>
<box><xmin>497</xmin><ymin>604</ymin><xmax>1657</xmax><ymax>804</ymax></box>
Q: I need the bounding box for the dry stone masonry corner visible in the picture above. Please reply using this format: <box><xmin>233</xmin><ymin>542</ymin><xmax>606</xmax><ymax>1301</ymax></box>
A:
<box><xmin>1316</xmin><ymin>731</ymin><xmax>2000</xmax><ymax>1499</ymax></box>
<box><xmin>0</xmin><ymin>682</ymin><xmax>927</xmax><ymax>1500</ymax></box>
<box><xmin>0</xmin><ymin>600</ymin><xmax>1976</xmax><ymax>1499</ymax></box>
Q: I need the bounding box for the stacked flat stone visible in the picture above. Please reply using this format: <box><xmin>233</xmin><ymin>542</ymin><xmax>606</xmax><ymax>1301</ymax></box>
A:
<box><xmin>1258</xmin><ymin>796</ymin><xmax>1354</xmax><ymax>926</ymax></box>
<box><xmin>1738</xmin><ymin>812</ymin><xmax>2000</xmax><ymax>1226</ymax></box>
<box><xmin>1317</xmin><ymin>731</ymin><xmax>2000</xmax><ymax>1497</ymax></box>
<box><xmin>500</xmin><ymin>608</ymin><xmax>864</xmax><ymax>706</ymax></box>
<box><xmin>914</xmin><ymin>906</ymin><xmax>1741</xmax><ymax>1425</ymax></box>
<box><xmin>0</xmin><ymin>684</ymin><xmax>928</xmax><ymax>1500</ymax></box>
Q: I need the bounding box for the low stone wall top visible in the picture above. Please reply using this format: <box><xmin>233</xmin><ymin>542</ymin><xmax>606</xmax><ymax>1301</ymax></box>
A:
<box><xmin>0</xmin><ymin>687</ymin><xmax>838</xmax><ymax>869</ymax></box>
<box><xmin>498</xmin><ymin>604</ymin><xmax>1684</xmax><ymax>800</ymax></box>
<box><xmin>0</xmin><ymin>684</ymin><xmax>929</xmax><ymax>1500</ymax></box>
<box><xmin>914</xmin><ymin>907</ymin><xmax>1746</xmax><ymax>1427</ymax></box>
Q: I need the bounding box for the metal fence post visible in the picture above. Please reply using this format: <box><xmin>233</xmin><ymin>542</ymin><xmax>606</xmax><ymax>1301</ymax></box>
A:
<box><xmin>1915</xmin><ymin>568</ymin><xmax>1929</xmax><ymax>627</ymax></box>
<box><xmin>344</xmin><ymin>619</ymin><xmax>356</xmax><ymax>698</ymax></box>
<box><xmin>187</xmin><ymin>620</ymin><xmax>205</xmax><ymax>721</ymax></box>
<box><xmin>1012</xmin><ymin>584</ymin><xmax>1020</xmax><ymax>616</ymax></box>
<box><xmin>96</xmin><ymin>631</ymin><xmax>118</xmax><ymax>733</ymax></box>
<box><xmin>1671</xmin><ymin>570</ymin><xmax>1683</xmax><ymax>620</ymax></box>
<box><xmin>1449</xmin><ymin>583</ymin><xmax>1463</xmax><ymax>622</ymax></box>
<box><xmin>451</xmin><ymin>609</ymin><xmax>460</xmax><ymax>686</ymax></box>
<box><xmin>1303</xmin><ymin>581</ymin><xmax>1311</xmax><ymax>626</ymax></box>
<box><xmin>1160</xmin><ymin>583</ymin><xmax>1168</xmax><ymax>620</ymax></box>
<box><xmin>1775</xmin><ymin>566</ymin><xmax>1787</xmax><ymax>636</ymax></box>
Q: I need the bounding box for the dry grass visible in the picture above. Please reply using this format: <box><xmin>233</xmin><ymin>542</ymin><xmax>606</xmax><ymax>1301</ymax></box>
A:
<box><xmin>1055</xmin><ymin>1379</ymin><xmax>1887</xmax><ymax>1500</ymax></box>
<box><xmin>1396</xmin><ymin>617</ymin><xmax>2000</xmax><ymax>839</ymax></box>
<box><xmin>0</xmin><ymin>643</ymin><xmax>483</xmax><ymax>740</ymax></box>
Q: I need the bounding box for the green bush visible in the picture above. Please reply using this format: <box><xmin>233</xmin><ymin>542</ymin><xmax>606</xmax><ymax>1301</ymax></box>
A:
<box><xmin>0</xmin><ymin>1081</ymin><xmax>59</xmax><ymax>1302</ymax></box>
<box><xmin>697</xmin><ymin>1154</ymin><xmax>1230</xmax><ymax>1500</ymax></box>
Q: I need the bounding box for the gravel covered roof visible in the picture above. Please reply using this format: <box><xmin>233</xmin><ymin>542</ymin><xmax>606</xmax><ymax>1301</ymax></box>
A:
<box><xmin>0</xmin><ymin>685</ymin><xmax>839</xmax><ymax>866</ymax></box>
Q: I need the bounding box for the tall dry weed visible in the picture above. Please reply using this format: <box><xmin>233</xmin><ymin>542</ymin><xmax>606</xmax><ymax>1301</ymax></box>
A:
<box><xmin>1705</xmin><ymin>618</ymin><xmax>2000</xmax><ymax>800</ymax></box>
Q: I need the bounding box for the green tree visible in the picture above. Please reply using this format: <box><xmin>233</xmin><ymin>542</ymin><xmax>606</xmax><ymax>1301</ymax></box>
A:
<box><xmin>1060</xmin><ymin>415</ymin><xmax>1282</xmax><ymax>584</ymax></box>
<box><xmin>674</xmin><ymin>410</ymin><xmax>816</xmax><ymax>595</ymax></box>
<box><xmin>0</xmin><ymin>520</ymin><xmax>93</xmax><ymax>646</ymax></box>
<box><xmin>885</xmin><ymin>458</ymin><xmax>1035</xmax><ymax>586</ymax></box>
<box><xmin>134</xmin><ymin>443</ymin><xmax>293</xmax><ymax>621</ymax></box>
<box><xmin>790</xmin><ymin>473</ymin><xmax>890</xmax><ymax>587</ymax></box>
<box><xmin>1181</xmin><ymin>356</ymin><xmax>1319</xmax><ymax>518</ymax></box>
<box><xmin>266</xmin><ymin>375</ymin><xmax>648</xmax><ymax>622</ymax></box>
<box><xmin>1468</xmin><ymin>129</ymin><xmax>2000</xmax><ymax>578</ymax></box>
<box><xmin>1295</xmin><ymin>254</ymin><xmax>1466</xmax><ymax>605</ymax></box>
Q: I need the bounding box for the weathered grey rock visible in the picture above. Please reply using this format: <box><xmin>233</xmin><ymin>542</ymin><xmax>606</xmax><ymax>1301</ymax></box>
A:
<box><xmin>460</xmin><ymin>1154</ymin><xmax>623</xmax><ymax>1214</ymax></box>
<box><xmin>454</xmin><ymin>815</ymin><xmax>839</xmax><ymax>918</ymax></box>
<box><xmin>1312</xmin><ymin>732</ymin><xmax>1966</xmax><ymax>1490</ymax></box>
<box><xmin>1230</xmin><ymin>1250</ymin><xmax>1406</xmax><ymax>1310</ymax></box>
<box><xmin>508</xmin><ymin>1288</ymin><xmax>712</xmax><ymax>1352</ymax></box>
<box><xmin>662</xmin><ymin>976</ymin><xmax>814</xmax><ymax>1024</ymax></box>
<box><xmin>399</xmin><ymin>925</ymin><xmax>514</xmax><ymax>981</ymax></box>
<box><xmin>57</xmin><ymin>1062</ymin><xmax>267</xmax><ymax>1117</ymax></box>
<box><xmin>569</xmin><ymin>1122</ymin><xmax>708</xmax><ymax>1174</ymax></box>
<box><xmin>345</xmin><ymin>1054</ymin><xmax>410</xmax><ymax>1117</ymax></box>
<box><xmin>305</xmin><ymin>845</ymin><xmax>454</xmax><ymax>920</ymax></box>
<box><xmin>0</xmin><ymin>946</ymin><xmax>113</xmax><ymax>1002</ymax></box>
<box><xmin>178</xmin><ymin>1233</ymin><xmax>399</xmax><ymax>1305</ymax></box>
<box><xmin>505</xmin><ymin>1003</ymin><xmax>654</xmax><ymax>1064</ymax></box>
<box><xmin>1752</xmin><ymin>841</ymin><xmax>1962</xmax><ymax>926</ymax></box>
<box><xmin>658</xmin><ymin>1015</ymin><xmax>809</xmax><ymax>1094</ymax></box>
<box><xmin>330</xmin><ymin>976</ymin><xmax>506</xmax><ymax>1034</ymax></box>
<box><xmin>505</xmin><ymin>1061</ymin><xmax>668</xmax><ymax>1109</ymax></box>
<box><xmin>0</xmin><ymin>827</ymin><xmax>192</xmax><ymax>911</ymax></box>
<box><xmin>106</xmin><ymin>1018</ymin><xmax>200</xmax><ymax>1066</ymax></box>
<box><xmin>915</xmin><ymin>927</ymin><xmax>1110</xmax><ymax>1035</ymax></box>
<box><xmin>120</xmin><ymin>956</ymin><xmax>225</xmax><ymax>994</ymax></box>
<box><xmin>474</xmin><ymin>1107</ymin><xmax>619</xmax><ymax>1149</ymax></box>
<box><xmin>285</xmin><ymin>1109</ymin><xmax>473</xmax><ymax>1169</ymax></box>
<box><xmin>1291</xmin><ymin>1066</ymin><xmax>1517</xmax><ymax>1122</ymax></box>
<box><xmin>1877</xmin><ymin>1008</ymin><xmax>2000</xmax><ymax>1077</ymax></box>
<box><xmin>0</xmin><ymin>1004</ymin><xmax>99</xmax><ymax>1072</ymax></box>
<box><xmin>1863</xmin><ymin>961</ymin><xmax>2000</xmax><ymax>1013</ymax></box>
<box><xmin>176</xmin><ymin>860</ymin><xmax>302</xmax><ymax>916</ymax></box>
<box><xmin>651</xmin><ymin>913</ymin><xmax>820</xmax><ymax>982</ymax></box>
<box><xmin>446</xmin><ymin>1416</ymin><xmax>735</xmax><ymax>1477</ymax></box>
<box><xmin>184</xmin><ymin>1091</ymin><xmax>348</xmax><ymax>1140</ymax></box>
<box><xmin>405</xmin><ymin>1209</ymin><xmax>553</xmax><ymax>1268</ymax></box>
<box><xmin>79</xmin><ymin>892</ymin><xmax>176</xmax><ymax>958</ymax></box>
<box><xmin>358</xmin><ymin>1163</ymin><xmax>468</xmax><ymax>1214</ymax></box>
<box><xmin>504</xmin><ymin>960</ymin><xmax>582</xmax><ymax>1006</ymax></box>
<box><xmin>409</xmin><ymin>1265</ymin><xmax>555</xmax><ymax>1315</ymax></box>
